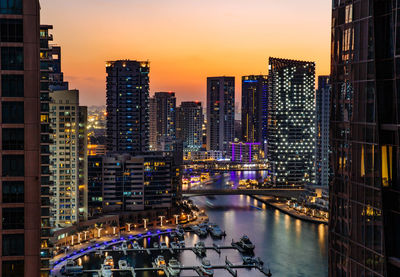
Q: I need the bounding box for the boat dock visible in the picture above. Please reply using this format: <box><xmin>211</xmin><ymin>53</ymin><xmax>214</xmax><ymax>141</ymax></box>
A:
<box><xmin>82</xmin><ymin>257</ymin><xmax>271</xmax><ymax>276</ymax></box>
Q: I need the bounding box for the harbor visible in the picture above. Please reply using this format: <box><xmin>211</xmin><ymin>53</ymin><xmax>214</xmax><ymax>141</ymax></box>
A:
<box><xmin>51</xmin><ymin>222</ymin><xmax>272</xmax><ymax>277</ymax></box>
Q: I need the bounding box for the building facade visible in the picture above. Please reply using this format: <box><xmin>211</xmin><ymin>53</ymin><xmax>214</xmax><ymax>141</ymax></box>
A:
<box><xmin>101</xmin><ymin>154</ymin><xmax>174</xmax><ymax>212</ymax></box>
<box><xmin>241</xmin><ymin>75</ymin><xmax>268</xmax><ymax>144</ymax></box>
<box><xmin>315</xmin><ymin>76</ymin><xmax>330</xmax><ymax>187</ymax></box>
<box><xmin>49</xmin><ymin>90</ymin><xmax>87</xmax><ymax>227</ymax></box>
<box><xmin>206</xmin><ymin>77</ymin><xmax>235</xmax><ymax>154</ymax></box>
<box><xmin>230</xmin><ymin>142</ymin><xmax>261</xmax><ymax>163</ymax></box>
<box><xmin>267</xmin><ymin>58</ymin><xmax>316</xmax><ymax>187</ymax></box>
<box><xmin>0</xmin><ymin>1</ymin><xmax>42</xmax><ymax>276</ymax></box>
<box><xmin>88</xmin><ymin>156</ymin><xmax>103</xmax><ymax>217</ymax></box>
<box><xmin>149</xmin><ymin>97</ymin><xmax>157</xmax><ymax>151</ymax></box>
<box><xmin>150</xmin><ymin>92</ymin><xmax>176</xmax><ymax>151</ymax></box>
<box><xmin>106</xmin><ymin>60</ymin><xmax>150</xmax><ymax>154</ymax></box>
<box><xmin>330</xmin><ymin>1</ymin><xmax>400</xmax><ymax>276</ymax></box>
<box><xmin>176</xmin><ymin>101</ymin><xmax>203</xmax><ymax>151</ymax></box>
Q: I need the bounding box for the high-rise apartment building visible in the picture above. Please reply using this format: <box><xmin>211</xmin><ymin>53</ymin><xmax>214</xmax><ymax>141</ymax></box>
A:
<box><xmin>176</xmin><ymin>101</ymin><xmax>203</xmax><ymax>151</ymax></box>
<box><xmin>152</xmin><ymin>92</ymin><xmax>176</xmax><ymax>151</ymax></box>
<box><xmin>267</xmin><ymin>58</ymin><xmax>315</xmax><ymax>187</ymax></box>
<box><xmin>0</xmin><ymin>1</ymin><xmax>42</xmax><ymax>276</ymax></box>
<box><xmin>330</xmin><ymin>2</ymin><xmax>400</xmax><ymax>276</ymax></box>
<box><xmin>149</xmin><ymin>97</ymin><xmax>157</xmax><ymax>151</ymax></box>
<box><xmin>39</xmin><ymin>24</ymin><xmax>54</xmax><ymax>275</ymax></box>
<box><xmin>241</xmin><ymin>75</ymin><xmax>268</xmax><ymax>144</ymax></box>
<box><xmin>106</xmin><ymin>60</ymin><xmax>150</xmax><ymax>154</ymax></box>
<box><xmin>206</xmin><ymin>77</ymin><xmax>235</xmax><ymax>154</ymax></box>
<box><xmin>48</xmin><ymin>45</ymin><xmax>68</xmax><ymax>91</ymax></box>
<box><xmin>49</xmin><ymin>89</ymin><xmax>87</xmax><ymax>227</ymax></box>
<box><xmin>315</xmin><ymin>76</ymin><xmax>330</xmax><ymax>187</ymax></box>
<box><xmin>88</xmin><ymin>156</ymin><xmax>103</xmax><ymax>217</ymax></box>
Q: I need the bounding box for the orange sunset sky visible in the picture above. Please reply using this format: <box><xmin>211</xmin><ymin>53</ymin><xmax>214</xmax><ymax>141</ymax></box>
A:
<box><xmin>40</xmin><ymin>0</ymin><xmax>331</xmax><ymax>106</ymax></box>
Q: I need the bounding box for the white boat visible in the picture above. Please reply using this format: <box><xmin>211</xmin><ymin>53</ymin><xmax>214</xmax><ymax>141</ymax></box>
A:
<box><xmin>155</xmin><ymin>255</ymin><xmax>166</xmax><ymax>268</ymax></box>
<box><xmin>210</xmin><ymin>225</ymin><xmax>225</xmax><ymax>238</ymax></box>
<box><xmin>153</xmin><ymin>242</ymin><xmax>159</xmax><ymax>248</ymax></box>
<box><xmin>60</xmin><ymin>259</ymin><xmax>83</xmax><ymax>275</ymax></box>
<box><xmin>132</xmin><ymin>241</ymin><xmax>140</xmax><ymax>249</ymax></box>
<box><xmin>167</xmin><ymin>257</ymin><xmax>181</xmax><ymax>276</ymax></box>
<box><xmin>103</xmin><ymin>255</ymin><xmax>114</xmax><ymax>268</ymax></box>
<box><xmin>170</xmin><ymin>242</ymin><xmax>179</xmax><ymax>249</ymax></box>
<box><xmin>118</xmin><ymin>259</ymin><xmax>129</xmax><ymax>269</ymax></box>
<box><xmin>179</xmin><ymin>240</ymin><xmax>185</xmax><ymax>248</ymax></box>
<box><xmin>199</xmin><ymin>259</ymin><xmax>214</xmax><ymax>276</ymax></box>
<box><xmin>194</xmin><ymin>241</ymin><xmax>206</xmax><ymax>256</ymax></box>
<box><xmin>160</xmin><ymin>242</ymin><xmax>168</xmax><ymax>249</ymax></box>
<box><xmin>237</xmin><ymin>235</ymin><xmax>255</xmax><ymax>252</ymax></box>
<box><xmin>100</xmin><ymin>264</ymin><xmax>113</xmax><ymax>277</ymax></box>
<box><xmin>121</xmin><ymin>241</ymin><xmax>128</xmax><ymax>255</ymax></box>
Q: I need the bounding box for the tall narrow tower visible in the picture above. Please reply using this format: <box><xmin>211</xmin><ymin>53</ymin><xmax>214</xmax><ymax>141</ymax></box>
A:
<box><xmin>106</xmin><ymin>60</ymin><xmax>150</xmax><ymax>154</ymax></box>
<box><xmin>206</xmin><ymin>77</ymin><xmax>235</xmax><ymax>153</ymax></box>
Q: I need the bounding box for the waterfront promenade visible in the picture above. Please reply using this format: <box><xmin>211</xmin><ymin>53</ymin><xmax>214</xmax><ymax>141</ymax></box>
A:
<box><xmin>253</xmin><ymin>196</ymin><xmax>328</xmax><ymax>225</ymax></box>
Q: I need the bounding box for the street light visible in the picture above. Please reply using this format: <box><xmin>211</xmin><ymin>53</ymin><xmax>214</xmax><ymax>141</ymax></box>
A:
<box><xmin>96</xmin><ymin>227</ymin><xmax>102</xmax><ymax>238</ymax></box>
<box><xmin>174</xmin><ymin>214</ymin><xmax>179</xmax><ymax>225</ymax></box>
<box><xmin>159</xmin><ymin>216</ymin><xmax>165</xmax><ymax>227</ymax></box>
<box><xmin>83</xmin><ymin>231</ymin><xmax>89</xmax><ymax>241</ymax></box>
<box><xmin>127</xmin><ymin>223</ymin><xmax>131</xmax><ymax>232</ymax></box>
<box><xmin>143</xmin><ymin>218</ymin><xmax>148</xmax><ymax>230</ymax></box>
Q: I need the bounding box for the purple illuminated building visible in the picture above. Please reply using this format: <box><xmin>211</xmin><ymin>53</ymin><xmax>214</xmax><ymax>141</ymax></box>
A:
<box><xmin>230</xmin><ymin>142</ymin><xmax>261</xmax><ymax>163</ymax></box>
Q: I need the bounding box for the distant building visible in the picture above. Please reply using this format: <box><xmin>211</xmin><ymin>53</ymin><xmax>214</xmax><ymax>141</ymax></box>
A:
<box><xmin>48</xmin><ymin>45</ymin><xmax>69</xmax><ymax>91</ymax></box>
<box><xmin>230</xmin><ymin>142</ymin><xmax>261</xmax><ymax>163</ymax></box>
<box><xmin>106</xmin><ymin>60</ymin><xmax>150</xmax><ymax>154</ymax></box>
<box><xmin>183</xmin><ymin>150</ymin><xmax>224</xmax><ymax>161</ymax></box>
<box><xmin>176</xmin><ymin>101</ymin><xmax>203</xmax><ymax>151</ymax></box>
<box><xmin>88</xmin><ymin>144</ymin><xmax>107</xmax><ymax>156</ymax></box>
<box><xmin>267</xmin><ymin>58</ymin><xmax>315</xmax><ymax>187</ymax></box>
<box><xmin>206</xmin><ymin>77</ymin><xmax>235</xmax><ymax>154</ymax></box>
<box><xmin>153</xmin><ymin>92</ymin><xmax>176</xmax><ymax>151</ymax></box>
<box><xmin>78</xmin><ymin>106</ymin><xmax>88</xmax><ymax>221</ymax></box>
<box><xmin>241</xmin><ymin>75</ymin><xmax>268</xmax><ymax>145</ymax></box>
<box><xmin>149</xmin><ymin>97</ymin><xmax>157</xmax><ymax>151</ymax></box>
<box><xmin>315</xmin><ymin>76</ymin><xmax>330</xmax><ymax>187</ymax></box>
<box><xmin>49</xmin><ymin>90</ymin><xmax>88</xmax><ymax>227</ymax></box>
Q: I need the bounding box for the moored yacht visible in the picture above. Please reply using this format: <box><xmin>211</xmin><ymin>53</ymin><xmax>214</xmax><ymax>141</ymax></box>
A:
<box><xmin>199</xmin><ymin>259</ymin><xmax>214</xmax><ymax>276</ymax></box>
<box><xmin>100</xmin><ymin>264</ymin><xmax>113</xmax><ymax>277</ymax></box>
<box><xmin>237</xmin><ymin>235</ymin><xmax>255</xmax><ymax>252</ymax></box>
<box><xmin>167</xmin><ymin>257</ymin><xmax>181</xmax><ymax>276</ymax></box>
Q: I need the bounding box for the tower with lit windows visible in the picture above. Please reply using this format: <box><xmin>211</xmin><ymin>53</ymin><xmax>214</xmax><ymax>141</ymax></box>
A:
<box><xmin>106</xmin><ymin>60</ymin><xmax>150</xmax><ymax>154</ymax></box>
<box><xmin>267</xmin><ymin>57</ymin><xmax>316</xmax><ymax>187</ymax></box>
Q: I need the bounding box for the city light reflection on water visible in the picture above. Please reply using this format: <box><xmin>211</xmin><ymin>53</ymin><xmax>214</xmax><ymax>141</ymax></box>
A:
<box><xmin>79</xmin><ymin>171</ymin><xmax>327</xmax><ymax>277</ymax></box>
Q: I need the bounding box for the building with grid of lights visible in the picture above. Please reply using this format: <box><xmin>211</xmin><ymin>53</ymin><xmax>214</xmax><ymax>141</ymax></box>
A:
<box><xmin>106</xmin><ymin>60</ymin><xmax>150</xmax><ymax>154</ymax></box>
<box><xmin>267</xmin><ymin>57</ymin><xmax>316</xmax><ymax>187</ymax></box>
<box><xmin>176</xmin><ymin>101</ymin><xmax>203</xmax><ymax>151</ymax></box>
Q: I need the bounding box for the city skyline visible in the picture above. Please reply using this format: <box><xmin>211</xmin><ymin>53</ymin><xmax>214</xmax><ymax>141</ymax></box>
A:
<box><xmin>40</xmin><ymin>0</ymin><xmax>331</xmax><ymax>106</ymax></box>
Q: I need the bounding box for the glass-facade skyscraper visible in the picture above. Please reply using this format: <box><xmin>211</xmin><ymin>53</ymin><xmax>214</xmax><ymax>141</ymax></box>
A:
<box><xmin>106</xmin><ymin>60</ymin><xmax>150</xmax><ymax>154</ymax></box>
<box><xmin>241</xmin><ymin>75</ymin><xmax>268</xmax><ymax>144</ymax></box>
<box><xmin>330</xmin><ymin>1</ymin><xmax>400</xmax><ymax>276</ymax></box>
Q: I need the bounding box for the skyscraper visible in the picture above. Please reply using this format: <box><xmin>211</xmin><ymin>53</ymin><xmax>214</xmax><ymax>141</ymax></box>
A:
<box><xmin>0</xmin><ymin>1</ymin><xmax>41</xmax><ymax>276</ymax></box>
<box><xmin>241</xmin><ymin>75</ymin><xmax>268</xmax><ymax>144</ymax></box>
<box><xmin>330</xmin><ymin>2</ymin><xmax>400</xmax><ymax>276</ymax></box>
<box><xmin>49</xmin><ymin>89</ymin><xmax>87</xmax><ymax>227</ymax></box>
<box><xmin>267</xmin><ymin>58</ymin><xmax>315</xmax><ymax>187</ymax></box>
<box><xmin>106</xmin><ymin>60</ymin><xmax>150</xmax><ymax>154</ymax></box>
<box><xmin>153</xmin><ymin>92</ymin><xmax>176</xmax><ymax>151</ymax></box>
<box><xmin>315</xmin><ymin>76</ymin><xmax>330</xmax><ymax>187</ymax></box>
<box><xmin>176</xmin><ymin>101</ymin><xmax>203</xmax><ymax>151</ymax></box>
<box><xmin>149</xmin><ymin>97</ymin><xmax>157</xmax><ymax>151</ymax></box>
<box><xmin>206</xmin><ymin>77</ymin><xmax>235</xmax><ymax>153</ymax></box>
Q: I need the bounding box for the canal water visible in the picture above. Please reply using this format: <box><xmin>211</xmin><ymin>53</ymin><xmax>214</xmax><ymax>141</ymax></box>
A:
<box><xmin>77</xmin><ymin>171</ymin><xmax>328</xmax><ymax>277</ymax></box>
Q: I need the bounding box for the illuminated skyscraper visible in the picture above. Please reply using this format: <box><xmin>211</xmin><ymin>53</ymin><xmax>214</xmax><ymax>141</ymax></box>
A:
<box><xmin>267</xmin><ymin>58</ymin><xmax>315</xmax><ymax>187</ymax></box>
<box><xmin>106</xmin><ymin>60</ymin><xmax>150</xmax><ymax>154</ymax></box>
<box><xmin>176</xmin><ymin>101</ymin><xmax>203</xmax><ymax>151</ymax></box>
<box><xmin>153</xmin><ymin>92</ymin><xmax>176</xmax><ymax>151</ymax></box>
<box><xmin>330</xmin><ymin>1</ymin><xmax>400</xmax><ymax>276</ymax></box>
<box><xmin>206</xmin><ymin>76</ymin><xmax>235</xmax><ymax>154</ymax></box>
<box><xmin>241</xmin><ymin>75</ymin><xmax>268</xmax><ymax>144</ymax></box>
